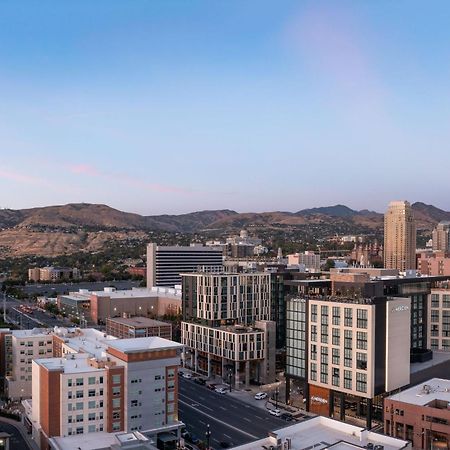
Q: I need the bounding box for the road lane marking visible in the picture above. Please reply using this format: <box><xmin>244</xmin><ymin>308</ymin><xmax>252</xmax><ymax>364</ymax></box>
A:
<box><xmin>243</xmin><ymin>418</ymin><xmax>251</xmax><ymax>422</ymax></box>
<box><xmin>223</xmin><ymin>434</ymin><xmax>232</xmax><ymax>439</ymax></box>
<box><xmin>179</xmin><ymin>399</ymin><xmax>259</xmax><ymax>440</ymax></box>
<box><xmin>179</xmin><ymin>393</ymin><xmax>214</xmax><ymax>411</ymax></box>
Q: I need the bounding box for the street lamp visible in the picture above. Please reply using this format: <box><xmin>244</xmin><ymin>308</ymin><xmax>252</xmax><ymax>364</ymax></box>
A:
<box><xmin>205</xmin><ymin>424</ymin><xmax>211</xmax><ymax>450</ymax></box>
<box><xmin>228</xmin><ymin>368</ymin><xmax>232</xmax><ymax>392</ymax></box>
<box><xmin>274</xmin><ymin>387</ymin><xmax>279</xmax><ymax>409</ymax></box>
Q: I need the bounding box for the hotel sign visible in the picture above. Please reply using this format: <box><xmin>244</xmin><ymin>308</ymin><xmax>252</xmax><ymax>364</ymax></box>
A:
<box><xmin>391</xmin><ymin>305</ymin><xmax>409</xmax><ymax>312</ymax></box>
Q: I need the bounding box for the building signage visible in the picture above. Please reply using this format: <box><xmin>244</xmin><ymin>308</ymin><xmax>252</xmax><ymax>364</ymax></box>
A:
<box><xmin>391</xmin><ymin>305</ymin><xmax>409</xmax><ymax>312</ymax></box>
<box><xmin>311</xmin><ymin>395</ymin><xmax>328</xmax><ymax>405</ymax></box>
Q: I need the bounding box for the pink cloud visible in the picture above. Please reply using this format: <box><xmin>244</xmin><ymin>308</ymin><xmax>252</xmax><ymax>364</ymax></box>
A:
<box><xmin>70</xmin><ymin>164</ymin><xmax>101</xmax><ymax>176</ymax></box>
<box><xmin>0</xmin><ymin>168</ymin><xmax>45</xmax><ymax>185</ymax></box>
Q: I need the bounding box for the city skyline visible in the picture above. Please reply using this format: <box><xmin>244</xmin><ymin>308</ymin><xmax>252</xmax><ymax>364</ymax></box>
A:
<box><xmin>2</xmin><ymin>1</ymin><xmax>450</xmax><ymax>214</ymax></box>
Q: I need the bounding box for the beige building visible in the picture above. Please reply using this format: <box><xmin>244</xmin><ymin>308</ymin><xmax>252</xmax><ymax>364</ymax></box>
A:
<box><xmin>428</xmin><ymin>286</ymin><xmax>450</xmax><ymax>351</ymax></box>
<box><xmin>384</xmin><ymin>201</ymin><xmax>416</xmax><ymax>271</ymax></box>
<box><xmin>106</xmin><ymin>317</ymin><xmax>172</xmax><ymax>340</ymax></box>
<box><xmin>432</xmin><ymin>221</ymin><xmax>450</xmax><ymax>252</ymax></box>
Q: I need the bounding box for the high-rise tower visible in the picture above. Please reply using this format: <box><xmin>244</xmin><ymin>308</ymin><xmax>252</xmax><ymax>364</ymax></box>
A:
<box><xmin>384</xmin><ymin>201</ymin><xmax>416</xmax><ymax>271</ymax></box>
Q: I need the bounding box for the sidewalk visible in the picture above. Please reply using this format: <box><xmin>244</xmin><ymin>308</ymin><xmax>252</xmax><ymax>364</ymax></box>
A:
<box><xmin>0</xmin><ymin>416</ymin><xmax>39</xmax><ymax>450</ymax></box>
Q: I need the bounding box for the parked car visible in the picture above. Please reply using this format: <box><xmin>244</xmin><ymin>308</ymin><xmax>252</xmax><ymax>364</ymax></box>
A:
<box><xmin>182</xmin><ymin>373</ymin><xmax>193</xmax><ymax>379</ymax></box>
<box><xmin>280</xmin><ymin>413</ymin><xmax>293</xmax><ymax>421</ymax></box>
<box><xmin>178</xmin><ymin>371</ymin><xmax>184</xmax><ymax>377</ymax></box>
<box><xmin>215</xmin><ymin>387</ymin><xmax>228</xmax><ymax>394</ymax></box>
<box><xmin>269</xmin><ymin>409</ymin><xmax>281</xmax><ymax>417</ymax></box>
<box><xmin>194</xmin><ymin>378</ymin><xmax>206</xmax><ymax>385</ymax></box>
<box><xmin>207</xmin><ymin>383</ymin><xmax>218</xmax><ymax>391</ymax></box>
<box><xmin>254</xmin><ymin>392</ymin><xmax>267</xmax><ymax>400</ymax></box>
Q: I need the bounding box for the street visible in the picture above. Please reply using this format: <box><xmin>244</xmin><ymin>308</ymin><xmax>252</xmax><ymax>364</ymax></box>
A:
<box><xmin>178</xmin><ymin>378</ymin><xmax>291</xmax><ymax>448</ymax></box>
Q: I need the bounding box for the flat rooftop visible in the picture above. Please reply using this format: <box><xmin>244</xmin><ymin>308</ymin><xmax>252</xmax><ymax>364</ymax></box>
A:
<box><xmin>107</xmin><ymin>316</ymin><xmax>171</xmax><ymax>328</ymax></box>
<box><xmin>231</xmin><ymin>417</ymin><xmax>409</xmax><ymax>450</ymax></box>
<box><xmin>34</xmin><ymin>353</ymin><xmax>101</xmax><ymax>374</ymax></box>
<box><xmin>90</xmin><ymin>287</ymin><xmax>181</xmax><ymax>300</ymax></box>
<box><xmin>387</xmin><ymin>378</ymin><xmax>450</xmax><ymax>406</ymax></box>
<box><xmin>108</xmin><ymin>336</ymin><xmax>183</xmax><ymax>354</ymax></box>
<box><xmin>12</xmin><ymin>328</ymin><xmax>52</xmax><ymax>338</ymax></box>
<box><xmin>49</xmin><ymin>430</ymin><xmax>155</xmax><ymax>450</ymax></box>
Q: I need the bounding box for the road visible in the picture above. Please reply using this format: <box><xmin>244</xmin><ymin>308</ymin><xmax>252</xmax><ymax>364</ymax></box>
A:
<box><xmin>0</xmin><ymin>420</ymin><xmax>31</xmax><ymax>449</ymax></box>
<box><xmin>178</xmin><ymin>378</ymin><xmax>290</xmax><ymax>448</ymax></box>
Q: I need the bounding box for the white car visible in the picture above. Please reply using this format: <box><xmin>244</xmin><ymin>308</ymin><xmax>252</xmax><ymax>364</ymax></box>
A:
<box><xmin>269</xmin><ymin>409</ymin><xmax>281</xmax><ymax>417</ymax></box>
<box><xmin>254</xmin><ymin>392</ymin><xmax>268</xmax><ymax>400</ymax></box>
<box><xmin>182</xmin><ymin>373</ymin><xmax>193</xmax><ymax>379</ymax></box>
<box><xmin>215</xmin><ymin>387</ymin><xmax>228</xmax><ymax>394</ymax></box>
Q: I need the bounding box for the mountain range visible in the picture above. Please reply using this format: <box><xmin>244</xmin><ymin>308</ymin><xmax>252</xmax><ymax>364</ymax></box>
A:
<box><xmin>0</xmin><ymin>202</ymin><xmax>448</xmax><ymax>257</ymax></box>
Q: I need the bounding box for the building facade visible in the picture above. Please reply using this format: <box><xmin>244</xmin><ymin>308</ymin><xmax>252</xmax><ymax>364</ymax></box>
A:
<box><xmin>106</xmin><ymin>317</ymin><xmax>172</xmax><ymax>340</ymax></box>
<box><xmin>384</xmin><ymin>201</ymin><xmax>416</xmax><ymax>271</ymax></box>
<box><xmin>384</xmin><ymin>378</ymin><xmax>450</xmax><ymax>450</ymax></box>
<box><xmin>285</xmin><ymin>295</ymin><xmax>411</xmax><ymax>428</ymax></box>
<box><xmin>146</xmin><ymin>243</ymin><xmax>223</xmax><ymax>288</ymax></box>
<box><xmin>432</xmin><ymin>221</ymin><xmax>450</xmax><ymax>253</ymax></box>
<box><xmin>428</xmin><ymin>286</ymin><xmax>450</xmax><ymax>351</ymax></box>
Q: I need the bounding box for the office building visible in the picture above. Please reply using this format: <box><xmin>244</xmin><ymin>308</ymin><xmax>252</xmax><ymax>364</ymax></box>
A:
<box><xmin>384</xmin><ymin>378</ymin><xmax>450</xmax><ymax>449</ymax></box>
<box><xmin>432</xmin><ymin>221</ymin><xmax>450</xmax><ymax>252</ymax></box>
<box><xmin>231</xmin><ymin>416</ymin><xmax>410</xmax><ymax>450</ymax></box>
<box><xmin>58</xmin><ymin>287</ymin><xmax>181</xmax><ymax>325</ymax></box>
<box><xmin>428</xmin><ymin>285</ymin><xmax>450</xmax><ymax>351</ymax></box>
<box><xmin>21</xmin><ymin>327</ymin><xmax>183</xmax><ymax>450</ymax></box>
<box><xmin>287</xmin><ymin>252</ymin><xmax>321</xmax><ymax>271</ymax></box>
<box><xmin>181</xmin><ymin>270</ymin><xmax>276</xmax><ymax>386</ymax></box>
<box><xmin>384</xmin><ymin>201</ymin><xmax>416</xmax><ymax>271</ymax></box>
<box><xmin>106</xmin><ymin>317</ymin><xmax>172</xmax><ymax>340</ymax></box>
<box><xmin>285</xmin><ymin>295</ymin><xmax>411</xmax><ymax>428</ymax></box>
<box><xmin>146</xmin><ymin>243</ymin><xmax>223</xmax><ymax>288</ymax></box>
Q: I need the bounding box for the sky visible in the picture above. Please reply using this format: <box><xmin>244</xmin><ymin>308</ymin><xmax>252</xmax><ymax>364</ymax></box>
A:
<box><xmin>1</xmin><ymin>0</ymin><xmax>450</xmax><ymax>215</ymax></box>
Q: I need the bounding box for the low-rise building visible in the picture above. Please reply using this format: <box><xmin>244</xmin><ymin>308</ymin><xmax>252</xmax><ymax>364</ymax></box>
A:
<box><xmin>418</xmin><ymin>251</ymin><xmax>450</xmax><ymax>276</ymax></box>
<box><xmin>384</xmin><ymin>378</ymin><xmax>450</xmax><ymax>449</ymax></box>
<box><xmin>58</xmin><ymin>287</ymin><xmax>181</xmax><ymax>325</ymax></box>
<box><xmin>28</xmin><ymin>267</ymin><xmax>80</xmax><ymax>282</ymax></box>
<box><xmin>106</xmin><ymin>317</ymin><xmax>172</xmax><ymax>340</ymax></box>
<box><xmin>232</xmin><ymin>416</ymin><xmax>410</xmax><ymax>450</ymax></box>
<box><xmin>287</xmin><ymin>252</ymin><xmax>321</xmax><ymax>271</ymax></box>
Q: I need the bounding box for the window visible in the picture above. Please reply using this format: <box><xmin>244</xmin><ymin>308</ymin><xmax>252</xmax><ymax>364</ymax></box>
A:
<box><xmin>332</xmin><ymin>348</ymin><xmax>340</xmax><ymax>365</ymax></box>
<box><xmin>310</xmin><ymin>363</ymin><xmax>317</xmax><ymax>381</ymax></box>
<box><xmin>332</xmin><ymin>307</ymin><xmax>340</xmax><ymax>325</ymax></box>
<box><xmin>99</xmin><ymin>376</ymin><xmax>103</xmax><ymax>384</ymax></box>
<box><xmin>76</xmin><ymin>391</ymin><xmax>83</xmax><ymax>399</ymax></box>
<box><xmin>76</xmin><ymin>414</ymin><xmax>83</xmax><ymax>423</ymax></box>
<box><xmin>88</xmin><ymin>401</ymin><xmax>96</xmax><ymax>409</ymax></box>
<box><xmin>311</xmin><ymin>325</ymin><xmax>317</xmax><ymax>342</ymax></box>
<box><xmin>443</xmin><ymin>295</ymin><xmax>450</xmax><ymax>308</ymax></box>
<box><xmin>112</xmin><ymin>374</ymin><xmax>121</xmax><ymax>384</ymax></box>
<box><xmin>311</xmin><ymin>304</ymin><xmax>317</xmax><ymax>322</ymax></box>
<box><xmin>344</xmin><ymin>348</ymin><xmax>352</xmax><ymax>367</ymax></box>
<box><xmin>332</xmin><ymin>367</ymin><xmax>340</xmax><ymax>387</ymax></box>
<box><xmin>311</xmin><ymin>344</ymin><xmax>317</xmax><ymax>361</ymax></box>
<box><xmin>356</xmin><ymin>372</ymin><xmax>367</xmax><ymax>393</ymax></box>
<box><xmin>88</xmin><ymin>413</ymin><xmax>95</xmax><ymax>421</ymax></box>
<box><xmin>76</xmin><ymin>427</ymin><xmax>83</xmax><ymax>435</ymax></box>
<box><xmin>344</xmin><ymin>370</ymin><xmax>352</xmax><ymax>389</ymax></box>
<box><xmin>76</xmin><ymin>402</ymin><xmax>83</xmax><ymax>410</ymax></box>
<box><xmin>112</xmin><ymin>386</ymin><xmax>121</xmax><ymax>396</ymax></box>
<box><xmin>131</xmin><ymin>400</ymin><xmax>138</xmax><ymax>407</ymax></box>
<box><xmin>88</xmin><ymin>425</ymin><xmax>96</xmax><ymax>433</ymax></box>
<box><xmin>88</xmin><ymin>377</ymin><xmax>96</xmax><ymax>385</ymax></box>
<box><xmin>88</xmin><ymin>389</ymin><xmax>96</xmax><ymax>397</ymax></box>
<box><xmin>356</xmin><ymin>309</ymin><xmax>368</xmax><ymax>329</ymax></box>
<box><xmin>431</xmin><ymin>310</ymin><xmax>440</xmax><ymax>323</ymax></box>
<box><xmin>356</xmin><ymin>352</ymin><xmax>367</xmax><ymax>370</ymax></box>
<box><xmin>431</xmin><ymin>294</ymin><xmax>440</xmax><ymax>308</ymax></box>
<box><xmin>76</xmin><ymin>378</ymin><xmax>84</xmax><ymax>386</ymax></box>
<box><xmin>344</xmin><ymin>330</ymin><xmax>352</xmax><ymax>349</ymax></box>
<box><xmin>113</xmin><ymin>412</ymin><xmax>120</xmax><ymax>420</ymax></box>
<box><xmin>344</xmin><ymin>308</ymin><xmax>353</xmax><ymax>327</ymax></box>
<box><xmin>112</xmin><ymin>422</ymin><xmax>121</xmax><ymax>431</ymax></box>
<box><xmin>68</xmin><ymin>416</ymin><xmax>73</xmax><ymax>424</ymax></box>
<box><xmin>332</xmin><ymin>328</ymin><xmax>340</xmax><ymax>346</ymax></box>
<box><xmin>68</xmin><ymin>392</ymin><xmax>73</xmax><ymax>399</ymax></box>
<box><xmin>154</xmin><ymin>375</ymin><xmax>162</xmax><ymax>381</ymax></box>
<box><xmin>321</xmin><ymin>325</ymin><xmax>328</xmax><ymax>344</ymax></box>
<box><xmin>112</xmin><ymin>398</ymin><xmax>121</xmax><ymax>408</ymax></box>
<box><xmin>356</xmin><ymin>332</ymin><xmax>367</xmax><ymax>350</ymax></box>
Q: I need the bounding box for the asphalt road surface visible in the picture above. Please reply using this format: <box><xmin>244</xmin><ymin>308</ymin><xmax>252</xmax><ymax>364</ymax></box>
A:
<box><xmin>0</xmin><ymin>420</ymin><xmax>31</xmax><ymax>449</ymax></box>
<box><xmin>178</xmin><ymin>378</ymin><xmax>290</xmax><ymax>448</ymax></box>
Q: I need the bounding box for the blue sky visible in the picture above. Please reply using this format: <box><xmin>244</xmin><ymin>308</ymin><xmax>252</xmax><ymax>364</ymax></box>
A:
<box><xmin>1</xmin><ymin>1</ymin><xmax>450</xmax><ymax>214</ymax></box>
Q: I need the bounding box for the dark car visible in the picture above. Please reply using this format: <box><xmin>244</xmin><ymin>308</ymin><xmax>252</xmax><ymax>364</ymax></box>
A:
<box><xmin>189</xmin><ymin>435</ymin><xmax>201</xmax><ymax>445</ymax></box>
<box><xmin>178</xmin><ymin>371</ymin><xmax>184</xmax><ymax>377</ymax></box>
<box><xmin>207</xmin><ymin>383</ymin><xmax>217</xmax><ymax>390</ymax></box>
<box><xmin>280</xmin><ymin>413</ymin><xmax>293</xmax><ymax>422</ymax></box>
<box><xmin>194</xmin><ymin>378</ymin><xmax>206</xmax><ymax>385</ymax></box>
<box><xmin>219</xmin><ymin>442</ymin><xmax>232</xmax><ymax>448</ymax></box>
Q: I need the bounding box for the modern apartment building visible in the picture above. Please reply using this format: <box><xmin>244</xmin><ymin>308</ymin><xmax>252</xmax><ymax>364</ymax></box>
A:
<box><xmin>432</xmin><ymin>221</ymin><xmax>450</xmax><ymax>252</ymax></box>
<box><xmin>28</xmin><ymin>267</ymin><xmax>80</xmax><ymax>282</ymax></box>
<box><xmin>384</xmin><ymin>201</ymin><xmax>416</xmax><ymax>271</ymax></box>
<box><xmin>106</xmin><ymin>317</ymin><xmax>172</xmax><ymax>340</ymax></box>
<box><xmin>285</xmin><ymin>295</ymin><xmax>411</xmax><ymax>428</ymax></box>
<box><xmin>146</xmin><ymin>243</ymin><xmax>223</xmax><ymax>288</ymax></box>
<box><xmin>21</xmin><ymin>328</ymin><xmax>183</xmax><ymax>450</ymax></box>
<box><xmin>58</xmin><ymin>287</ymin><xmax>181</xmax><ymax>325</ymax></box>
<box><xmin>428</xmin><ymin>286</ymin><xmax>450</xmax><ymax>351</ymax></box>
<box><xmin>384</xmin><ymin>378</ymin><xmax>450</xmax><ymax>449</ymax></box>
<box><xmin>0</xmin><ymin>328</ymin><xmax>54</xmax><ymax>400</ymax></box>
<box><xmin>181</xmin><ymin>270</ymin><xmax>276</xmax><ymax>386</ymax></box>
